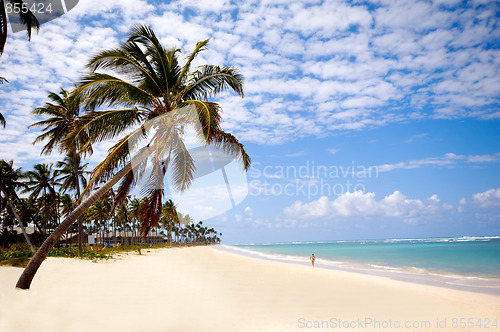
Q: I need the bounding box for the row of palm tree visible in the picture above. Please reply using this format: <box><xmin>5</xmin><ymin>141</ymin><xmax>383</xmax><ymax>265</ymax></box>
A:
<box><xmin>0</xmin><ymin>158</ymin><xmax>85</xmax><ymax>244</ymax></box>
<box><xmin>6</xmin><ymin>24</ymin><xmax>250</xmax><ymax>289</ymax></box>
<box><xmin>1</xmin><ymin>159</ymin><xmax>221</xmax><ymax>248</ymax></box>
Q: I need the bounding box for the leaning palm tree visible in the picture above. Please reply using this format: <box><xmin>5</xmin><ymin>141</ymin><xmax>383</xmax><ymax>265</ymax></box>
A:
<box><xmin>1</xmin><ymin>0</ymin><xmax>40</xmax><ymax>55</ymax></box>
<box><xmin>0</xmin><ymin>160</ymin><xmax>35</xmax><ymax>252</ymax></box>
<box><xmin>16</xmin><ymin>24</ymin><xmax>250</xmax><ymax>289</ymax></box>
<box><xmin>31</xmin><ymin>88</ymin><xmax>93</xmax><ymax>257</ymax></box>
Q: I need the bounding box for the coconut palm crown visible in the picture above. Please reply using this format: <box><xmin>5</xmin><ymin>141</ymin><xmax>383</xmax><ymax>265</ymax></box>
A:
<box><xmin>72</xmin><ymin>24</ymin><xmax>250</xmax><ymax>235</ymax></box>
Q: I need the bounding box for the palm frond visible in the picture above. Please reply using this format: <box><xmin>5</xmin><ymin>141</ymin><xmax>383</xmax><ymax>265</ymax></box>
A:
<box><xmin>175</xmin><ymin>39</ymin><xmax>209</xmax><ymax>90</ymax></box>
<box><xmin>65</xmin><ymin>108</ymin><xmax>144</xmax><ymax>153</ymax></box>
<box><xmin>177</xmin><ymin>65</ymin><xmax>244</xmax><ymax>102</ymax></box>
<box><xmin>0</xmin><ymin>111</ymin><xmax>5</xmax><ymax>128</ymax></box>
<box><xmin>171</xmin><ymin>132</ymin><xmax>195</xmax><ymax>192</ymax></box>
<box><xmin>128</xmin><ymin>24</ymin><xmax>181</xmax><ymax>97</ymax></box>
<box><xmin>178</xmin><ymin>100</ymin><xmax>222</xmax><ymax>140</ymax></box>
<box><xmin>138</xmin><ymin>152</ymin><xmax>165</xmax><ymax>237</ymax></box>
<box><xmin>114</xmin><ymin>168</ymin><xmax>135</xmax><ymax>211</ymax></box>
<box><xmin>87</xmin><ymin>45</ymin><xmax>163</xmax><ymax>95</ymax></box>
<box><xmin>0</xmin><ymin>0</ymin><xmax>7</xmax><ymax>55</ymax></box>
<box><xmin>76</xmin><ymin>73</ymin><xmax>158</xmax><ymax>109</ymax></box>
<box><xmin>10</xmin><ymin>0</ymin><xmax>39</xmax><ymax>40</ymax></box>
<box><xmin>207</xmin><ymin>129</ymin><xmax>251</xmax><ymax>171</ymax></box>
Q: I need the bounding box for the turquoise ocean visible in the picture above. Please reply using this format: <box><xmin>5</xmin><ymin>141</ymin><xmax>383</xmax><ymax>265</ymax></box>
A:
<box><xmin>225</xmin><ymin>236</ymin><xmax>500</xmax><ymax>294</ymax></box>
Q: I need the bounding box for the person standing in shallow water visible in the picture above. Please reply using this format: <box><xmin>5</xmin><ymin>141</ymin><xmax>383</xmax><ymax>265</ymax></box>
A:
<box><xmin>310</xmin><ymin>254</ymin><xmax>315</xmax><ymax>267</ymax></box>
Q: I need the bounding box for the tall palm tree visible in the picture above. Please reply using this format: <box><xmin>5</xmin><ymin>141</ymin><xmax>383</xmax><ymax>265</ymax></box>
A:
<box><xmin>0</xmin><ymin>160</ymin><xmax>34</xmax><ymax>252</ymax></box>
<box><xmin>87</xmin><ymin>198</ymin><xmax>112</xmax><ymax>246</ymax></box>
<box><xmin>17</xmin><ymin>24</ymin><xmax>250</xmax><ymax>289</ymax></box>
<box><xmin>23</xmin><ymin>163</ymin><xmax>57</xmax><ymax>200</ymax></box>
<box><xmin>31</xmin><ymin>88</ymin><xmax>92</xmax><ymax>257</ymax></box>
<box><xmin>55</xmin><ymin>155</ymin><xmax>89</xmax><ymax>193</ymax></box>
<box><xmin>161</xmin><ymin>199</ymin><xmax>178</xmax><ymax>246</ymax></box>
<box><xmin>23</xmin><ymin>163</ymin><xmax>58</xmax><ymax>238</ymax></box>
<box><xmin>0</xmin><ymin>0</ymin><xmax>40</xmax><ymax>55</ymax></box>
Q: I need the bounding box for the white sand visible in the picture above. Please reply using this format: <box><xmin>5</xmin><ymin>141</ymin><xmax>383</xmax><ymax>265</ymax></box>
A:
<box><xmin>0</xmin><ymin>246</ymin><xmax>499</xmax><ymax>331</ymax></box>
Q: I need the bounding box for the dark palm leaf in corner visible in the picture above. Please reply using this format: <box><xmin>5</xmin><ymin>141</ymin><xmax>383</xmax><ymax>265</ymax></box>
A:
<box><xmin>0</xmin><ymin>0</ymin><xmax>40</xmax><ymax>55</ymax></box>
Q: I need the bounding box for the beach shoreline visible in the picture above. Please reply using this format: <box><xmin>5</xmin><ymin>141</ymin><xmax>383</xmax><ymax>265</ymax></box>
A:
<box><xmin>217</xmin><ymin>244</ymin><xmax>500</xmax><ymax>296</ymax></box>
<box><xmin>1</xmin><ymin>245</ymin><xmax>499</xmax><ymax>331</ymax></box>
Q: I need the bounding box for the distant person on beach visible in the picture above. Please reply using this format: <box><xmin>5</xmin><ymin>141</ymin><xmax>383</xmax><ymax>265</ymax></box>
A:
<box><xmin>310</xmin><ymin>254</ymin><xmax>315</xmax><ymax>267</ymax></box>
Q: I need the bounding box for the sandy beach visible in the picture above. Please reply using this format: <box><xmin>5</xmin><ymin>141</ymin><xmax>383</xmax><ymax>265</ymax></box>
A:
<box><xmin>0</xmin><ymin>246</ymin><xmax>499</xmax><ymax>332</ymax></box>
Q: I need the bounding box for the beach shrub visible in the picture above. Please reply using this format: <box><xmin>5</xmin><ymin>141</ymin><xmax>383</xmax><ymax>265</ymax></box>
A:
<box><xmin>0</xmin><ymin>243</ymin><xmax>34</xmax><ymax>267</ymax></box>
<box><xmin>2</xmin><ymin>243</ymin><xmax>34</xmax><ymax>259</ymax></box>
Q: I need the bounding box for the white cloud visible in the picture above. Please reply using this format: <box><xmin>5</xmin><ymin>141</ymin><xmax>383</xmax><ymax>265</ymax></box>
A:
<box><xmin>327</xmin><ymin>148</ymin><xmax>339</xmax><ymax>155</ymax></box>
<box><xmin>284</xmin><ymin>190</ymin><xmax>451</xmax><ymax>223</ymax></box>
<box><xmin>376</xmin><ymin>153</ymin><xmax>500</xmax><ymax>172</ymax></box>
<box><xmin>472</xmin><ymin>188</ymin><xmax>500</xmax><ymax>208</ymax></box>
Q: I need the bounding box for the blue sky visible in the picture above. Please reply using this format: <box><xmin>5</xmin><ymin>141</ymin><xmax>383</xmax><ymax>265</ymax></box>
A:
<box><xmin>0</xmin><ymin>0</ymin><xmax>499</xmax><ymax>244</ymax></box>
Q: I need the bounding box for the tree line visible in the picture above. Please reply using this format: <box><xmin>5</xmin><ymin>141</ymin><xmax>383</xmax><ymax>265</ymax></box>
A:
<box><xmin>0</xmin><ymin>159</ymin><xmax>222</xmax><ymax>249</ymax></box>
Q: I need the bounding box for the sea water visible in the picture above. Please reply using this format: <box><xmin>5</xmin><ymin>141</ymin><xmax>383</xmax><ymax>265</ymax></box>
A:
<box><xmin>226</xmin><ymin>236</ymin><xmax>500</xmax><ymax>294</ymax></box>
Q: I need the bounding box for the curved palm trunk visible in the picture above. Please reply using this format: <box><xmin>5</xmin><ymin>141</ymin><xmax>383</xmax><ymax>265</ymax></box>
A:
<box><xmin>5</xmin><ymin>195</ymin><xmax>35</xmax><ymax>253</ymax></box>
<box><xmin>16</xmin><ymin>163</ymin><xmax>132</xmax><ymax>289</ymax></box>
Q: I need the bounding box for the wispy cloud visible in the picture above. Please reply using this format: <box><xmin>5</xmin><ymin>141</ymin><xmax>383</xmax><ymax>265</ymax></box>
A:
<box><xmin>1</xmin><ymin>0</ymin><xmax>499</xmax><ymax>167</ymax></box>
<box><xmin>376</xmin><ymin>153</ymin><xmax>500</xmax><ymax>172</ymax></box>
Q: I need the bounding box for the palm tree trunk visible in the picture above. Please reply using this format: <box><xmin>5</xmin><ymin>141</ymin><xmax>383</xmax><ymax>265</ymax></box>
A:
<box><xmin>72</xmin><ymin>151</ymin><xmax>84</xmax><ymax>258</ymax></box>
<box><xmin>16</xmin><ymin>163</ymin><xmax>132</xmax><ymax>289</ymax></box>
<box><xmin>168</xmin><ymin>222</ymin><xmax>172</xmax><ymax>247</ymax></box>
<box><xmin>5</xmin><ymin>194</ymin><xmax>35</xmax><ymax>253</ymax></box>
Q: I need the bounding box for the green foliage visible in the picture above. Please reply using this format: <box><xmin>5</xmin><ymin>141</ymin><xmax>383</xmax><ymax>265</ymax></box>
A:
<box><xmin>0</xmin><ymin>243</ymin><xmax>33</xmax><ymax>259</ymax></box>
<box><xmin>0</xmin><ymin>243</ymin><xmax>33</xmax><ymax>267</ymax></box>
<box><xmin>48</xmin><ymin>247</ymin><xmax>110</xmax><ymax>260</ymax></box>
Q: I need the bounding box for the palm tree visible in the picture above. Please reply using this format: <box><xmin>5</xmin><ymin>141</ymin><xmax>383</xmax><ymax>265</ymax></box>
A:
<box><xmin>1</xmin><ymin>0</ymin><xmax>40</xmax><ymax>55</ymax></box>
<box><xmin>129</xmin><ymin>197</ymin><xmax>142</xmax><ymax>245</ymax></box>
<box><xmin>87</xmin><ymin>198</ymin><xmax>112</xmax><ymax>246</ymax></box>
<box><xmin>0</xmin><ymin>160</ymin><xmax>35</xmax><ymax>252</ymax></box>
<box><xmin>161</xmin><ymin>199</ymin><xmax>178</xmax><ymax>246</ymax></box>
<box><xmin>17</xmin><ymin>24</ymin><xmax>250</xmax><ymax>289</ymax></box>
<box><xmin>23</xmin><ymin>163</ymin><xmax>58</xmax><ymax>238</ymax></box>
<box><xmin>23</xmin><ymin>163</ymin><xmax>56</xmax><ymax>197</ymax></box>
<box><xmin>55</xmin><ymin>155</ymin><xmax>89</xmax><ymax>193</ymax></box>
<box><xmin>31</xmin><ymin>88</ymin><xmax>93</xmax><ymax>257</ymax></box>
